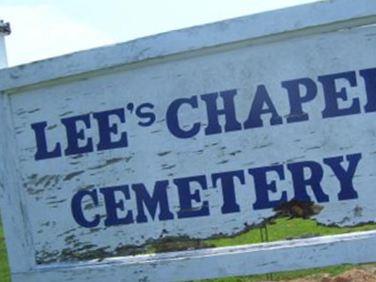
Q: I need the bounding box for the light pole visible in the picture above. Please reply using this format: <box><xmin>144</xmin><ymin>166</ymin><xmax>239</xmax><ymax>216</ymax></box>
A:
<box><xmin>0</xmin><ymin>20</ymin><xmax>11</xmax><ymax>68</ymax></box>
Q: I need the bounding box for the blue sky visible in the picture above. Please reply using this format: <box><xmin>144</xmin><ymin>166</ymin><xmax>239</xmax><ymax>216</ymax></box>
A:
<box><xmin>1</xmin><ymin>0</ymin><xmax>318</xmax><ymax>66</ymax></box>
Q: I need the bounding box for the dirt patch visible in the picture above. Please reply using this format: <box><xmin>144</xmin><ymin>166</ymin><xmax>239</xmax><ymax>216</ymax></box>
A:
<box><xmin>280</xmin><ymin>266</ymin><xmax>376</xmax><ymax>282</ymax></box>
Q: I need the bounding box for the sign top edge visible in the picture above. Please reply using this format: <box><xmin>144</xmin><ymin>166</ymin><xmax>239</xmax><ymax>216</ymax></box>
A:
<box><xmin>0</xmin><ymin>0</ymin><xmax>375</xmax><ymax>92</ymax></box>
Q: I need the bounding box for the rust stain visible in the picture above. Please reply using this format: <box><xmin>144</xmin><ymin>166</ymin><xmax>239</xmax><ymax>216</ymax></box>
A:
<box><xmin>273</xmin><ymin>200</ymin><xmax>323</xmax><ymax>219</ymax></box>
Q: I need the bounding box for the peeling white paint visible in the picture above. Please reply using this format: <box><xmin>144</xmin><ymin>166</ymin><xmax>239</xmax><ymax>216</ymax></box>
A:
<box><xmin>0</xmin><ymin>0</ymin><xmax>376</xmax><ymax>281</ymax></box>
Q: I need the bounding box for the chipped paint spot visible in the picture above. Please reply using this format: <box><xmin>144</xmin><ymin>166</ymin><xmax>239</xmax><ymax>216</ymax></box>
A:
<box><xmin>157</xmin><ymin>151</ymin><xmax>171</xmax><ymax>156</ymax></box>
<box><xmin>64</xmin><ymin>171</ymin><xmax>84</xmax><ymax>181</ymax></box>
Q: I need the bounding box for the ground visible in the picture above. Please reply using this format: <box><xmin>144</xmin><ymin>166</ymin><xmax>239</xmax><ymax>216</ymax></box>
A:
<box><xmin>280</xmin><ymin>265</ymin><xmax>376</xmax><ymax>282</ymax></box>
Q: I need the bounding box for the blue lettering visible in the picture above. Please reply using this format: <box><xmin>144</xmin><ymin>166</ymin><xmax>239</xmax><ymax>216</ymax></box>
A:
<box><xmin>324</xmin><ymin>153</ymin><xmax>361</xmax><ymax>200</ymax></box>
<box><xmin>201</xmin><ymin>89</ymin><xmax>242</xmax><ymax>135</ymax></box>
<box><xmin>281</xmin><ymin>77</ymin><xmax>317</xmax><ymax>123</ymax></box>
<box><xmin>31</xmin><ymin>121</ymin><xmax>62</xmax><ymax>160</ymax></box>
<box><xmin>359</xmin><ymin>68</ymin><xmax>376</xmax><ymax>113</ymax></box>
<box><xmin>132</xmin><ymin>181</ymin><xmax>174</xmax><ymax>223</ymax></box>
<box><xmin>166</xmin><ymin>96</ymin><xmax>200</xmax><ymax>138</ymax></box>
<box><xmin>249</xmin><ymin>165</ymin><xmax>287</xmax><ymax>210</ymax></box>
<box><xmin>62</xmin><ymin>114</ymin><xmax>93</xmax><ymax>155</ymax></box>
<box><xmin>287</xmin><ymin>161</ymin><xmax>329</xmax><ymax>203</ymax></box>
<box><xmin>99</xmin><ymin>185</ymin><xmax>134</xmax><ymax>226</ymax></box>
<box><xmin>135</xmin><ymin>103</ymin><xmax>156</xmax><ymax>127</ymax></box>
<box><xmin>71</xmin><ymin>189</ymin><xmax>100</xmax><ymax>228</ymax></box>
<box><xmin>243</xmin><ymin>85</ymin><xmax>283</xmax><ymax>129</ymax></box>
<box><xmin>93</xmin><ymin>108</ymin><xmax>128</xmax><ymax>151</ymax></box>
<box><xmin>319</xmin><ymin>71</ymin><xmax>360</xmax><ymax>118</ymax></box>
<box><xmin>174</xmin><ymin>175</ymin><xmax>210</xmax><ymax>218</ymax></box>
<box><xmin>211</xmin><ymin>170</ymin><xmax>245</xmax><ymax>214</ymax></box>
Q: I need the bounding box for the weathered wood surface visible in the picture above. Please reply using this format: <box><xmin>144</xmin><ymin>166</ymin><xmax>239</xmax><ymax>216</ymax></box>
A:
<box><xmin>0</xmin><ymin>0</ymin><xmax>376</xmax><ymax>281</ymax></box>
<box><xmin>9</xmin><ymin>16</ymin><xmax>376</xmax><ymax>264</ymax></box>
<box><xmin>12</xmin><ymin>231</ymin><xmax>376</xmax><ymax>282</ymax></box>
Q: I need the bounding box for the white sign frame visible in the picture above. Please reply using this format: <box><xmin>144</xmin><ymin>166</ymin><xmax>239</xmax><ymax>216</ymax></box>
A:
<box><xmin>1</xmin><ymin>0</ymin><xmax>376</xmax><ymax>281</ymax></box>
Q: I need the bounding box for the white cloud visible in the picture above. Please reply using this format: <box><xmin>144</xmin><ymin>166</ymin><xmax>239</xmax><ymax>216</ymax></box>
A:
<box><xmin>0</xmin><ymin>4</ymin><xmax>116</xmax><ymax>66</ymax></box>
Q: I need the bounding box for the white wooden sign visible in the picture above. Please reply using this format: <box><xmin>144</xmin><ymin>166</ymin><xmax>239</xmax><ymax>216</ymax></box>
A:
<box><xmin>1</xmin><ymin>0</ymin><xmax>376</xmax><ymax>281</ymax></box>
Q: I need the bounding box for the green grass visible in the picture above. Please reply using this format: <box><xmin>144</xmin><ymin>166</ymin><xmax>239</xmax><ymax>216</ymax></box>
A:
<box><xmin>205</xmin><ymin>217</ymin><xmax>376</xmax><ymax>247</ymax></box>
<box><xmin>0</xmin><ymin>223</ymin><xmax>10</xmax><ymax>282</ymax></box>
<box><xmin>0</xmin><ymin>218</ymin><xmax>374</xmax><ymax>282</ymax></box>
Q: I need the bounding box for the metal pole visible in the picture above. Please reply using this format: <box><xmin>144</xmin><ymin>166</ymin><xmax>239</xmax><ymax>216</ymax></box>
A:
<box><xmin>0</xmin><ymin>20</ymin><xmax>11</xmax><ymax>68</ymax></box>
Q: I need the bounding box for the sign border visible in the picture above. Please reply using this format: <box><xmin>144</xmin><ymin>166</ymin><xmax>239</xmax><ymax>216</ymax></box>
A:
<box><xmin>12</xmin><ymin>230</ymin><xmax>376</xmax><ymax>282</ymax></box>
<box><xmin>0</xmin><ymin>0</ymin><xmax>376</xmax><ymax>93</ymax></box>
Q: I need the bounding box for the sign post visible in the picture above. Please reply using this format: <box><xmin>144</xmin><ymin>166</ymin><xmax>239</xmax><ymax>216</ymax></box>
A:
<box><xmin>0</xmin><ymin>20</ymin><xmax>10</xmax><ymax>68</ymax></box>
<box><xmin>1</xmin><ymin>1</ymin><xmax>376</xmax><ymax>281</ymax></box>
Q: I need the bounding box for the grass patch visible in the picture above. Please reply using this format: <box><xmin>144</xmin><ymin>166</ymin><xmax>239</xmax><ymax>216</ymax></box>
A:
<box><xmin>0</xmin><ymin>223</ymin><xmax>10</xmax><ymax>282</ymax></box>
<box><xmin>205</xmin><ymin>217</ymin><xmax>376</xmax><ymax>247</ymax></box>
